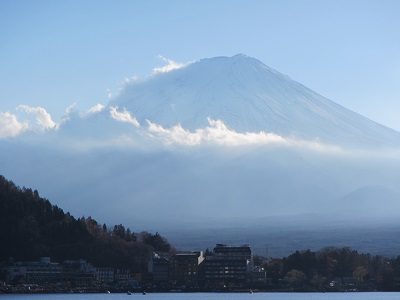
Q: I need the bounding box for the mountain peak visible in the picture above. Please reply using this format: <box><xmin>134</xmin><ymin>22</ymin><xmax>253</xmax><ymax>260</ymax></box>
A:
<box><xmin>200</xmin><ymin>53</ymin><xmax>268</xmax><ymax>71</ymax></box>
<box><xmin>112</xmin><ymin>55</ymin><xmax>400</xmax><ymax>147</ymax></box>
<box><xmin>233</xmin><ymin>53</ymin><xmax>247</xmax><ymax>58</ymax></box>
<box><xmin>230</xmin><ymin>53</ymin><xmax>253</xmax><ymax>62</ymax></box>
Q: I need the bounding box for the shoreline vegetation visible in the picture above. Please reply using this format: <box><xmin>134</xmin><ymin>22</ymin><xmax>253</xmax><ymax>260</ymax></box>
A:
<box><xmin>1</xmin><ymin>175</ymin><xmax>400</xmax><ymax>294</ymax></box>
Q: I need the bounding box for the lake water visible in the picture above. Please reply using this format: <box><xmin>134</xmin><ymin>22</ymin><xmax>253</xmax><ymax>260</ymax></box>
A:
<box><xmin>0</xmin><ymin>292</ymin><xmax>400</xmax><ymax>300</ymax></box>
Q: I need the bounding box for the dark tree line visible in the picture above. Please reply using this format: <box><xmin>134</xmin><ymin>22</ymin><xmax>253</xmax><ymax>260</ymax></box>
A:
<box><xmin>0</xmin><ymin>175</ymin><xmax>172</xmax><ymax>273</ymax></box>
<box><xmin>261</xmin><ymin>247</ymin><xmax>400</xmax><ymax>291</ymax></box>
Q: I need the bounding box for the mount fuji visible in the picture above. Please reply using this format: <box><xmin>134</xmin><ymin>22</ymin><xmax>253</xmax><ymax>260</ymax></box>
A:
<box><xmin>1</xmin><ymin>54</ymin><xmax>400</xmax><ymax>256</ymax></box>
<box><xmin>109</xmin><ymin>53</ymin><xmax>400</xmax><ymax>147</ymax></box>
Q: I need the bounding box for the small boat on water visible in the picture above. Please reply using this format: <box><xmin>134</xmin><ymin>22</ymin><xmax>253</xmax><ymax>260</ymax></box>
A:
<box><xmin>127</xmin><ymin>291</ymin><xmax>132</xmax><ymax>295</ymax></box>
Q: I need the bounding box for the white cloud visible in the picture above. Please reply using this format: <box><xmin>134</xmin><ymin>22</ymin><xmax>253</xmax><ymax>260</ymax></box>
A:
<box><xmin>65</xmin><ymin>103</ymin><xmax>77</xmax><ymax>115</ymax></box>
<box><xmin>152</xmin><ymin>56</ymin><xmax>187</xmax><ymax>75</ymax></box>
<box><xmin>107</xmin><ymin>89</ymin><xmax>114</xmax><ymax>100</ymax></box>
<box><xmin>109</xmin><ymin>106</ymin><xmax>140</xmax><ymax>127</ymax></box>
<box><xmin>146</xmin><ymin>117</ymin><xmax>285</xmax><ymax>146</ymax></box>
<box><xmin>88</xmin><ymin>103</ymin><xmax>105</xmax><ymax>114</ymax></box>
<box><xmin>145</xmin><ymin>117</ymin><xmax>343</xmax><ymax>153</ymax></box>
<box><xmin>0</xmin><ymin>112</ymin><xmax>29</xmax><ymax>138</ymax></box>
<box><xmin>17</xmin><ymin>105</ymin><xmax>57</xmax><ymax>129</ymax></box>
<box><xmin>146</xmin><ymin>121</ymin><xmax>202</xmax><ymax>145</ymax></box>
<box><xmin>59</xmin><ymin>102</ymin><xmax>79</xmax><ymax>124</ymax></box>
<box><xmin>122</xmin><ymin>75</ymin><xmax>138</xmax><ymax>85</ymax></box>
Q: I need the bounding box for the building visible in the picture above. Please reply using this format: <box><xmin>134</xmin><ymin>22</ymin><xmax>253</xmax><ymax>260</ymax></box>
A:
<box><xmin>61</xmin><ymin>259</ymin><xmax>97</xmax><ymax>287</ymax></box>
<box><xmin>4</xmin><ymin>257</ymin><xmax>61</xmax><ymax>284</ymax></box>
<box><xmin>114</xmin><ymin>269</ymin><xmax>131</xmax><ymax>284</ymax></box>
<box><xmin>148</xmin><ymin>253</ymin><xmax>169</xmax><ymax>284</ymax></box>
<box><xmin>247</xmin><ymin>266</ymin><xmax>267</xmax><ymax>287</ymax></box>
<box><xmin>203</xmin><ymin>244</ymin><xmax>252</xmax><ymax>288</ymax></box>
<box><xmin>169</xmin><ymin>251</ymin><xmax>204</xmax><ymax>288</ymax></box>
<box><xmin>96</xmin><ymin>267</ymin><xmax>115</xmax><ymax>283</ymax></box>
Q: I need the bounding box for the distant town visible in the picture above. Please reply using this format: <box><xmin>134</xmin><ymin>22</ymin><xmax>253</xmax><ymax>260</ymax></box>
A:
<box><xmin>3</xmin><ymin>243</ymin><xmax>261</xmax><ymax>293</ymax></box>
<box><xmin>2</xmin><ymin>243</ymin><xmax>400</xmax><ymax>294</ymax></box>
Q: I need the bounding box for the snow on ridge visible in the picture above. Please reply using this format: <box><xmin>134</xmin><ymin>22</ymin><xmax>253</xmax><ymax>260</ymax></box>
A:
<box><xmin>112</xmin><ymin>54</ymin><xmax>400</xmax><ymax>148</ymax></box>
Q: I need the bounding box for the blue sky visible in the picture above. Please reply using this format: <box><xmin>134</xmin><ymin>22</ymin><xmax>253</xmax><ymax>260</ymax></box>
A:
<box><xmin>1</xmin><ymin>0</ymin><xmax>400</xmax><ymax>130</ymax></box>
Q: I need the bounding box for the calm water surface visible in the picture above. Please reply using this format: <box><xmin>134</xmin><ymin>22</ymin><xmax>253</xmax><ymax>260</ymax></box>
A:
<box><xmin>0</xmin><ymin>293</ymin><xmax>400</xmax><ymax>300</ymax></box>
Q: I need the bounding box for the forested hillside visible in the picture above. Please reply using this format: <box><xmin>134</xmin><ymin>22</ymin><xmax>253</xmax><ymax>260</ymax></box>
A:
<box><xmin>0</xmin><ymin>175</ymin><xmax>171</xmax><ymax>272</ymax></box>
<box><xmin>2</xmin><ymin>175</ymin><xmax>400</xmax><ymax>292</ymax></box>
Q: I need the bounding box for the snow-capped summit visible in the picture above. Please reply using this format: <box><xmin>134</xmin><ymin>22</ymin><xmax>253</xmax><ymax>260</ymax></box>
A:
<box><xmin>112</xmin><ymin>54</ymin><xmax>400</xmax><ymax>147</ymax></box>
<box><xmin>2</xmin><ymin>54</ymin><xmax>400</xmax><ymax>254</ymax></box>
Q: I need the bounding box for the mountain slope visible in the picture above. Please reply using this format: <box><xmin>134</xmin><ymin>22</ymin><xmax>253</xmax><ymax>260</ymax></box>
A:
<box><xmin>336</xmin><ymin>186</ymin><xmax>400</xmax><ymax>216</ymax></box>
<box><xmin>1</xmin><ymin>54</ymin><xmax>400</xmax><ymax>256</ymax></box>
<box><xmin>112</xmin><ymin>54</ymin><xmax>400</xmax><ymax>147</ymax></box>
